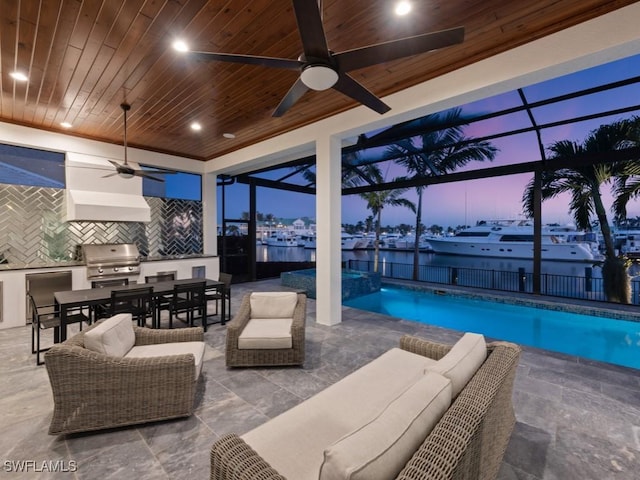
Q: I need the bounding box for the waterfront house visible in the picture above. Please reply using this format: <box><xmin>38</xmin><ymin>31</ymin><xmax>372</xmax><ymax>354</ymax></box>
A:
<box><xmin>1</xmin><ymin>2</ymin><xmax>640</xmax><ymax>478</ymax></box>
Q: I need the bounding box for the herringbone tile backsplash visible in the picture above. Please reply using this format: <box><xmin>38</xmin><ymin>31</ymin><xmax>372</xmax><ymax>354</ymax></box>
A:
<box><xmin>0</xmin><ymin>184</ymin><xmax>203</xmax><ymax>265</ymax></box>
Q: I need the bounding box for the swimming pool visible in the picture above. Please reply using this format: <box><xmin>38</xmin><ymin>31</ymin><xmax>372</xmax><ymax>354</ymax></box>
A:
<box><xmin>343</xmin><ymin>286</ymin><xmax>640</xmax><ymax>370</ymax></box>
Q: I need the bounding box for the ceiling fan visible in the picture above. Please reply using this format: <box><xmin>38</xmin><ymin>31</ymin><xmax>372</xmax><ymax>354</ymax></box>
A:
<box><xmin>182</xmin><ymin>0</ymin><xmax>464</xmax><ymax>117</ymax></box>
<box><xmin>100</xmin><ymin>103</ymin><xmax>176</xmax><ymax>182</ymax></box>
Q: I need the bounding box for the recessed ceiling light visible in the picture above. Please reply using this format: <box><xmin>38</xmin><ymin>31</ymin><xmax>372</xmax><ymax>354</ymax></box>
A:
<box><xmin>10</xmin><ymin>71</ymin><xmax>28</xmax><ymax>82</ymax></box>
<box><xmin>395</xmin><ymin>1</ymin><xmax>412</xmax><ymax>16</ymax></box>
<box><xmin>172</xmin><ymin>40</ymin><xmax>189</xmax><ymax>52</ymax></box>
<box><xmin>223</xmin><ymin>133</ymin><xmax>236</xmax><ymax>139</ymax></box>
<box><xmin>60</xmin><ymin>122</ymin><xmax>73</xmax><ymax>129</ymax></box>
<box><xmin>190</xmin><ymin>122</ymin><xmax>202</xmax><ymax>131</ymax></box>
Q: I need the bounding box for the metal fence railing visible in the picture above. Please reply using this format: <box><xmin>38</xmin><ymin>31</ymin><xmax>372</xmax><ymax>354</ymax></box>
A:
<box><xmin>346</xmin><ymin>259</ymin><xmax>640</xmax><ymax>304</ymax></box>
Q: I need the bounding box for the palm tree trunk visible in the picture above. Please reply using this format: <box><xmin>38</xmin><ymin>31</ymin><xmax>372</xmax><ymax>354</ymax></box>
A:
<box><xmin>412</xmin><ymin>190</ymin><xmax>423</xmax><ymax>281</ymax></box>
<box><xmin>592</xmin><ymin>185</ymin><xmax>615</xmax><ymax>258</ymax></box>
<box><xmin>374</xmin><ymin>210</ymin><xmax>382</xmax><ymax>273</ymax></box>
<box><xmin>592</xmin><ymin>183</ymin><xmax>630</xmax><ymax>303</ymax></box>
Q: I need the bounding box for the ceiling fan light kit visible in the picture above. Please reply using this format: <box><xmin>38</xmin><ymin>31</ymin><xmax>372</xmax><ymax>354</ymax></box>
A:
<box><xmin>182</xmin><ymin>0</ymin><xmax>464</xmax><ymax>117</ymax></box>
<box><xmin>301</xmin><ymin>65</ymin><xmax>338</xmax><ymax>90</ymax></box>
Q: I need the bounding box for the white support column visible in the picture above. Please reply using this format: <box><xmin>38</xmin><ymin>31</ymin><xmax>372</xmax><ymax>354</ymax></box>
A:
<box><xmin>315</xmin><ymin>134</ymin><xmax>342</xmax><ymax>326</ymax></box>
<box><xmin>202</xmin><ymin>172</ymin><xmax>218</xmax><ymax>256</ymax></box>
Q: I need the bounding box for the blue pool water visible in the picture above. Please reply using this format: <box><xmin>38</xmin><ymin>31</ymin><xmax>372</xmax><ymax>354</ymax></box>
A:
<box><xmin>344</xmin><ymin>287</ymin><xmax>640</xmax><ymax>370</ymax></box>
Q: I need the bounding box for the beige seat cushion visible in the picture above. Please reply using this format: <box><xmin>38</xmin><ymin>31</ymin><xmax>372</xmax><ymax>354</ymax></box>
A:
<box><xmin>250</xmin><ymin>291</ymin><xmax>298</xmax><ymax>319</ymax></box>
<box><xmin>125</xmin><ymin>341</ymin><xmax>205</xmax><ymax>381</ymax></box>
<box><xmin>238</xmin><ymin>318</ymin><xmax>293</xmax><ymax>349</ymax></box>
<box><xmin>427</xmin><ymin>332</ymin><xmax>487</xmax><ymax>397</ymax></box>
<box><xmin>84</xmin><ymin>313</ymin><xmax>135</xmax><ymax>357</ymax></box>
<box><xmin>242</xmin><ymin>348</ymin><xmax>437</xmax><ymax>480</ymax></box>
<box><xmin>319</xmin><ymin>371</ymin><xmax>452</xmax><ymax>480</ymax></box>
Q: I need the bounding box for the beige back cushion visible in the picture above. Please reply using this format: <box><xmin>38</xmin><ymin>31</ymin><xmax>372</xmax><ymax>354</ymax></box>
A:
<box><xmin>250</xmin><ymin>291</ymin><xmax>298</xmax><ymax>319</ymax></box>
<box><xmin>84</xmin><ymin>313</ymin><xmax>135</xmax><ymax>357</ymax></box>
<box><xmin>427</xmin><ymin>332</ymin><xmax>487</xmax><ymax>397</ymax></box>
<box><xmin>319</xmin><ymin>371</ymin><xmax>452</xmax><ymax>480</ymax></box>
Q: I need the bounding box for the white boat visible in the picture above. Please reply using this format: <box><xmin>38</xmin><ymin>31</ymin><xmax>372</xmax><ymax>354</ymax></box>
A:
<box><xmin>380</xmin><ymin>233</ymin><xmax>403</xmax><ymax>249</ymax></box>
<box><xmin>426</xmin><ymin>220</ymin><xmax>599</xmax><ymax>261</ymax></box>
<box><xmin>300</xmin><ymin>233</ymin><xmax>317</xmax><ymax>249</ymax></box>
<box><xmin>352</xmin><ymin>234</ymin><xmax>369</xmax><ymax>250</ymax></box>
<box><xmin>341</xmin><ymin>232</ymin><xmax>359</xmax><ymax>250</ymax></box>
<box><xmin>299</xmin><ymin>233</ymin><xmax>363</xmax><ymax>250</ymax></box>
<box><xmin>616</xmin><ymin>230</ymin><xmax>640</xmax><ymax>258</ymax></box>
<box><xmin>266</xmin><ymin>232</ymin><xmax>298</xmax><ymax>247</ymax></box>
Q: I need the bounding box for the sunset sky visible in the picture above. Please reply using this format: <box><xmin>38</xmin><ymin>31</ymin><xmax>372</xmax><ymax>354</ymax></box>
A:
<box><xmin>220</xmin><ymin>53</ymin><xmax>640</xmax><ymax>230</ymax></box>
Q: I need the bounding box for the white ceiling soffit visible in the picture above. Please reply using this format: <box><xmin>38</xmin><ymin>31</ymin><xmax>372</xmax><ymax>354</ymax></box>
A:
<box><xmin>64</xmin><ymin>152</ymin><xmax>151</xmax><ymax>223</ymax></box>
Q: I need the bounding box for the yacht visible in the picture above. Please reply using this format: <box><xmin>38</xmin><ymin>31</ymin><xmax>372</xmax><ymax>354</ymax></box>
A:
<box><xmin>427</xmin><ymin>220</ymin><xmax>599</xmax><ymax>261</ymax></box>
<box><xmin>341</xmin><ymin>232</ymin><xmax>359</xmax><ymax>250</ymax></box>
<box><xmin>266</xmin><ymin>231</ymin><xmax>298</xmax><ymax>247</ymax></box>
<box><xmin>615</xmin><ymin>229</ymin><xmax>640</xmax><ymax>258</ymax></box>
<box><xmin>299</xmin><ymin>232</ymin><xmax>362</xmax><ymax>250</ymax></box>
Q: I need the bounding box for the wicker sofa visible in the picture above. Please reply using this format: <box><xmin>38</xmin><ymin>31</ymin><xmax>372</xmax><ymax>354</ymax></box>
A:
<box><xmin>211</xmin><ymin>333</ymin><xmax>521</xmax><ymax>480</ymax></box>
<box><xmin>44</xmin><ymin>317</ymin><xmax>204</xmax><ymax>435</ymax></box>
<box><xmin>225</xmin><ymin>292</ymin><xmax>306</xmax><ymax>367</ymax></box>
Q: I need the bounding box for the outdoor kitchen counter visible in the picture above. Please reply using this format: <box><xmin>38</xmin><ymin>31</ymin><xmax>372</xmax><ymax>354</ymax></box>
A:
<box><xmin>0</xmin><ymin>255</ymin><xmax>220</xmax><ymax>331</ymax></box>
<box><xmin>0</xmin><ymin>260</ymin><xmax>85</xmax><ymax>271</ymax></box>
<box><xmin>0</xmin><ymin>254</ymin><xmax>218</xmax><ymax>270</ymax></box>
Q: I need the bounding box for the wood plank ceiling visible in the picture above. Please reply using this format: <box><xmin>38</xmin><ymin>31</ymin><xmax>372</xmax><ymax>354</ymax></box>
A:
<box><xmin>0</xmin><ymin>0</ymin><xmax>636</xmax><ymax>164</ymax></box>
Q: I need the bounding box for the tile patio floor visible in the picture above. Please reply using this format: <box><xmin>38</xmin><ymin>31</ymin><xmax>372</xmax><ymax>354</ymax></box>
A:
<box><xmin>1</xmin><ymin>278</ymin><xmax>639</xmax><ymax>479</ymax></box>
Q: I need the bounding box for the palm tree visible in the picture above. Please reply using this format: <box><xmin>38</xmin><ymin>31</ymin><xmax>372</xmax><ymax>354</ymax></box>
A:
<box><xmin>386</xmin><ymin>108</ymin><xmax>498</xmax><ymax>280</ymax></box>
<box><xmin>522</xmin><ymin>118</ymin><xmax>640</xmax><ymax>303</ymax></box>
<box><xmin>358</xmin><ymin>165</ymin><xmax>416</xmax><ymax>272</ymax></box>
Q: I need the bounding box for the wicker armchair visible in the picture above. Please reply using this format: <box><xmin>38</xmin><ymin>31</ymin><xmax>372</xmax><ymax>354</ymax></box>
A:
<box><xmin>225</xmin><ymin>292</ymin><xmax>306</xmax><ymax>367</ymax></box>
<box><xmin>44</xmin><ymin>324</ymin><xmax>204</xmax><ymax>435</ymax></box>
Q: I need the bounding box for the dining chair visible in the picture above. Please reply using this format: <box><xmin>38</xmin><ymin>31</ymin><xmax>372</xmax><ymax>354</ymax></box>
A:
<box><xmin>145</xmin><ymin>273</ymin><xmax>176</xmax><ymax>327</ymax></box>
<box><xmin>110</xmin><ymin>286</ymin><xmax>155</xmax><ymax>328</ymax></box>
<box><xmin>206</xmin><ymin>272</ymin><xmax>232</xmax><ymax>325</ymax></box>
<box><xmin>29</xmin><ymin>294</ymin><xmax>90</xmax><ymax>365</ymax></box>
<box><xmin>91</xmin><ymin>278</ymin><xmax>130</xmax><ymax>321</ymax></box>
<box><xmin>170</xmin><ymin>281</ymin><xmax>207</xmax><ymax>330</ymax></box>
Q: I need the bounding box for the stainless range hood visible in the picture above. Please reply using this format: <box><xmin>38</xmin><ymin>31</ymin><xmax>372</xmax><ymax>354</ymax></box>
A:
<box><xmin>65</xmin><ymin>152</ymin><xmax>151</xmax><ymax>223</ymax></box>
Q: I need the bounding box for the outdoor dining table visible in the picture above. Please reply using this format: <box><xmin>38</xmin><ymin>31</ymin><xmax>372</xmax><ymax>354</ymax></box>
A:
<box><xmin>54</xmin><ymin>278</ymin><xmax>226</xmax><ymax>342</ymax></box>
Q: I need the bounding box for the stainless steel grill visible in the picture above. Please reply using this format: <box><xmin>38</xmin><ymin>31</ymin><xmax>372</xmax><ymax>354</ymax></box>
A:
<box><xmin>82</xmin><ymin>243</ymin><xmax>141</xmax><ymax>279</ymax></box>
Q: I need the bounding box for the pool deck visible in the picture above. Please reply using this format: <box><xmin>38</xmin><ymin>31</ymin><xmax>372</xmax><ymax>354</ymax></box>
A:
<box><xmin>2</xmin><ymin>278</ymin><xmax>639</xmax><ymax>479</ymax></box>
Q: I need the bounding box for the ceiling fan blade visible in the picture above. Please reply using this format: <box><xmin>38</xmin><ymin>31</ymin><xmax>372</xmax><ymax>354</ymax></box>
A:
<box><xmin>334</xmin><ymin>27</ymin><xmax>465</xmax><ymax>72</ymax></box>
<box><xmin>190</xmin><ymin>51</ymin><xmax>301</xmax><ymax>70</ymax></box>
<box><xmin>107</xmin><ymin>159</ymin><xmax>122</xmax><ymax>169</ymax></box>
<box><xmin>134</xmin><ymin>171</ymin><xmax>164</xmax><ymax>182</ymax></box>
<box><xmin>101</xmin><ymin>172</ymin><xmax>118</xmax><ymax>178</ymax></box>
<box><xmin>273</xmin><ymin>78</ymin><xmax>309</xmax><ymax>117</ymax></box>
<box><xmin>293</xmin><ymin>0</ymin><xmax>330</xmax><ymax>59</ymax></box>
<box><xmin>332</xmin><ymin>73</ymin><xmax>391</xmax><ymax>115</ymax></box>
